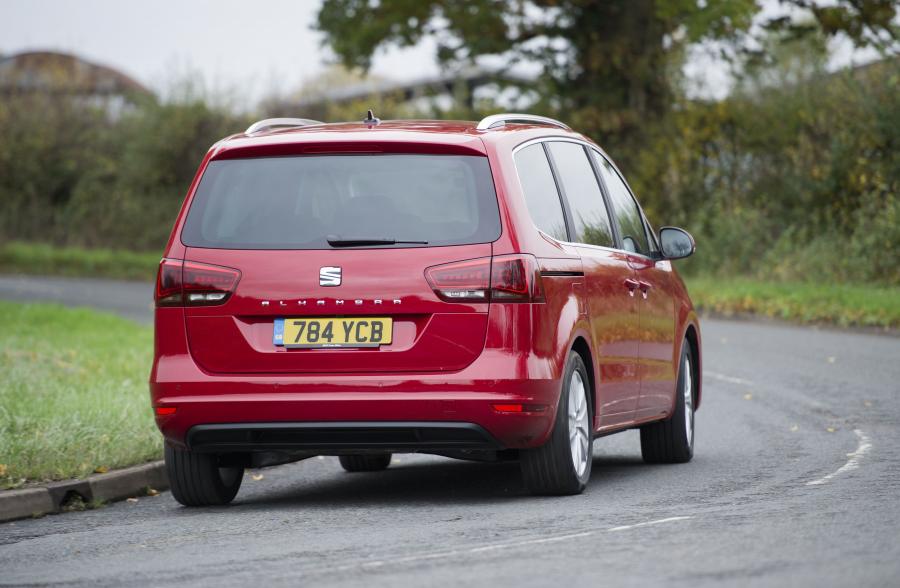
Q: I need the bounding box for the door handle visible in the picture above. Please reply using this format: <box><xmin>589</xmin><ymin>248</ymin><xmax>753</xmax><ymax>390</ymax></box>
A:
<box><xmin>638</xmin><ymin>281</ymin><xmax>652</xmax><ymax>299</ymax></box>
<box><xmin>623</xmin><ymin>278</ymin><xmax>640</xmax><ymax>297</ymax></box>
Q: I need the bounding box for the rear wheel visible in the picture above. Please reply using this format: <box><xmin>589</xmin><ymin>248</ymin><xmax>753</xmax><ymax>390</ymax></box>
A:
<box><xmin>521</xmin><ymin>352</ymin><xmax>593</xmax><ymax>495</ymax></box>
<box><xmin>165</xmin><ymin>445</ymin><xmax>243</xmax><ymax>506</ymax></box>
<box><xmin>339</xmin><ymin>454</ymin><xmax>392</xmax><ymax>472</ymax></box>
<box><xmin>640</xmin><ymin>341</ymin><xmax>695</xmax><ymax>463</ymax></box>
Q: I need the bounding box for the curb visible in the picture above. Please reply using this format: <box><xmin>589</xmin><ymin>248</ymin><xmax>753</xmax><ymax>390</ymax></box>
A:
<box><xmin>0</xmin><ymin>461</ymin><xmax>167</xmax><ymax>523</ymax></box>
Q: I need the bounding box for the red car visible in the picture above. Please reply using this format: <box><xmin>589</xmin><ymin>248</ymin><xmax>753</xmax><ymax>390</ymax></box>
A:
<box><xmin>151</xmin><ymin>113</ymin><xmax>701</xmax><ymax>506</ymax></box>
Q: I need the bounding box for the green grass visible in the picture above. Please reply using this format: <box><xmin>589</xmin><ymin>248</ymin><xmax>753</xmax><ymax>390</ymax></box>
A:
<box><xmin>685</xmin><ymin>276</ymin><xmax>900</xmax><ymax>330</ymax></box>
<box><xmin>0</xmin><ymin>301</ymin><xmax>160</xmax><ymax>489</ymax></box>
<box><xmin>0</xmin><ymin>241</ymin><xmax>160</xmax><ymax>281</ymax></box>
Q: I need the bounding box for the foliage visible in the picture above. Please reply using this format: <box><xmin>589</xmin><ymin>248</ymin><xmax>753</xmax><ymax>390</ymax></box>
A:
<box><xmin>317</xmin><ymin>1</ymin><xmax>757</xmax><ymax>143</ymax></box>
<box><xmin>316</xmin><ymin>0</ymin><xmax>898</xmax><ymax>172</ymax></box>
<box><xmin>0</xmin><ymin>302</ymin><xmax>159</xmax><ymax>489</ymax></box>
<box><xmin>0</xmin><ymin>89</ymin><xmax>249</xmax><ymax>251</ymax></box>
<box><xmin>635</xmin><ymin>52</ymin><xmax>900</xmax><ymax>285</ymax></box>
<box><xmin>0</xmin><ymin>241</ymin><xmax>160</xmax><ymax>281</ymax></box>
<box><xmin>684</xmin><ymin>276</ymin><xmax>900</xmax><ymax>329</ymax></box>
<box><xmin>0</xmin><ymin>7</ymin><xmax>897</xmax><ymax>294</ymax></box>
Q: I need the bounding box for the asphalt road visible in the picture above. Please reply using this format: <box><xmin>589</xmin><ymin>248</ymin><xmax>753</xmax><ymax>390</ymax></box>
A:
<box><xmin>1</xmin><ymin>275</ymin><xmax>899</xmax><ymax>587</ymax></box>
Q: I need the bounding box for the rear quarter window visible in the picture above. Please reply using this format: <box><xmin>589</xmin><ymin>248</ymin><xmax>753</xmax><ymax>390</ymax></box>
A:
<box><xmin>182</xmin><ymin>154</ymin><xmax>501</xmax><ymax>249</ymax></box>
<box><xmin>513</xmin><ymin>144</ymin><xmax>568</xmax><ymax>241</ymax></box>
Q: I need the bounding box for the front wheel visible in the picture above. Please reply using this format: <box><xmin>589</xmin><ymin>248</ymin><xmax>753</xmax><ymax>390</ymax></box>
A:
<box><xmin>165</xmin><ymin>445</ymin><xmax>243</xmax><ymax>506</ymax></box>
<box><xmin>521</xmin><ymin>352</ymin><xmax>593</xmax><ymax>495</ymax></box>
<box><xmin>640</xmin><ymin>341</ymin><xmax>695</xmax><ymax>464</ymax></box>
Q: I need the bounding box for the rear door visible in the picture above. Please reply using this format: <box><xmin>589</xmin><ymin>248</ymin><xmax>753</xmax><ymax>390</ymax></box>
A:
<box><xmin>541</xmin><ymin>141</ymin><xmax>641</xmax><ymax>426</ymax></box>
<box><xmin>592</xmin><ymin>151</ymin><xmax>677</xmax><ymax>420</ymax></box>
<box><xmin>179</xmin><ymin>152</ymin><xmax>501</xmax><ymax>374</ymax></box>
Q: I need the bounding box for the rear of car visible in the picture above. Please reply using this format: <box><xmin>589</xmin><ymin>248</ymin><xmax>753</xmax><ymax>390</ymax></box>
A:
<box><xmin>150</xmin><ymin>124</ymin><xmax>560</xmax><ymax>504</ymax></box>
<box><xmin>151</xmin><ymin>117</ymin><xmax>701</xmax><ymax>507</ymax></box>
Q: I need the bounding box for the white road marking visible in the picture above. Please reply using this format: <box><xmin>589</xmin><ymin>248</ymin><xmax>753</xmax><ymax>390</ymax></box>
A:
<box><xmin>350</xmin><ymin>517</ymin><xmax>692</xmax><ymax>570</ymax></box>
<box><xmin>705</xmin><ymin>371</ymin><xmax>754</xmax><ymax>386</ymax></box>
<box><xmin>806</xmin><ymin>429</ymin><xmax>872</xmax><ymax>486</ymax></box>
<box><xmin>469</xmin><ymin>531</ymin><xmax>594</xmax><ymax>553</ymax></box>
<box><xmin>607</xmin><ymin>516</ymin><xmax>692</xmax><ymax>532</ymax></box>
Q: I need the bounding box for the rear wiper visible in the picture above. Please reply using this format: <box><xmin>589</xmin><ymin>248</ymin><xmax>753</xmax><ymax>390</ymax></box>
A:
<box><xmin>326</xmin><ymin>235</ymin><xmax>428</xmax><ymax>247</ymax></box>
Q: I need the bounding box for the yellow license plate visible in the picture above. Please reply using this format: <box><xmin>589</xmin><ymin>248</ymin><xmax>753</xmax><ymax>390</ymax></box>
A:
<box><xmin>275</xmin><ymin>317</ymin><xmax>392</xmax><ymax>348</ymax></box>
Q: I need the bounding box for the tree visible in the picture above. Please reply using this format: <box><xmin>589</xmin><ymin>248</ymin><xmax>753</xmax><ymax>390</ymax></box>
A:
<box><xmin>316</xmin><ymin>1</ymin><xmax>898</xmax><ymax>140</ymax></box>
<box><xmin>317</xmin><ymin>0</ymin><xmax>757</xmax><ymax>135</ymax></box>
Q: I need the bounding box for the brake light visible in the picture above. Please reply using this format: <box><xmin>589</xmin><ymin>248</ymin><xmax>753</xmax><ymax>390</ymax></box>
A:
<box><xmin>425</xmin><ymin>257</ymin><xmax>491</xmax><ymax>302</ymax></box>
<box><xmin>154</xmin><ymin>259</ymin><xmax>241</xmax><ymax>307</ymax></box>
<box><xmin>491</xmin><ymin>255</ymin><xmax>545</xmax><ymax>302</ymax></box>
<box><xmin>425</xmin><ymin>255</ymin><xmax>544</xmax><ymax>303</ymax></box>
<box><xmin>493</xmin><ymin>404</ymin><xmax>523</xmax><ymax>412</ymax></box>
<box><xmin>492</xmin><ymin>403</ymin><xmax>548</xmax><ymax>413</ymax></box>
<box><xmin>155</xmin><ymin>259</ymin><xmax>183</xmax><ymax>307</ymax></box>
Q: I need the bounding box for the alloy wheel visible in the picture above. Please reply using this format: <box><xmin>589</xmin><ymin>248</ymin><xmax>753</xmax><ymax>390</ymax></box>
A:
<box><xmin>568</xmin><ymin>371</ymin><xmax>591</xmax><ymax>476</ymax></box>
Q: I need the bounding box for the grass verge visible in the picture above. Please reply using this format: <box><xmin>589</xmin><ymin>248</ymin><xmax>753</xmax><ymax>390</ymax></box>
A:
<box><xmin>0</xmin><ymin>301</ymin><xmax>159</xmax><ymax>489</ymax></box>
<box><xmin>0</xmin><ymin>241</ymin><xmax>160</xmax><ymax>281</ymax></box>
<box><xmin>685</xmin><ymin>276</ymin><xmax>900</xmax><ymax>330</ymax></box>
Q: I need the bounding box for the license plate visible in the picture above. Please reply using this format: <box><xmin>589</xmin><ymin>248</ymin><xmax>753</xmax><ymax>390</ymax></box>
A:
<box><xmin>274</xmin><ymin>317</ymin><xmax>392</xmax><ymax>348</ymax></box>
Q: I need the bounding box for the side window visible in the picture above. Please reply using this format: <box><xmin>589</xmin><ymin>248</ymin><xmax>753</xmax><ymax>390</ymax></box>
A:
<box><xmin>642</xmin><ymin>214</ymin><xmax>660</xmax><ymax>256</ymax></box>
<box><xmin>593</xmin><ymin>151</ymin><xmax>650</xmax><ymax>255</ymax></box>
<box><xmin>546</xmin><ymin>142</ymin><xmax>614</xmax><ymax>248</ymax></box>
<box><xmin>514</xmin><ymin>144</ymin><xmax>568</xmax><ymax>241</ymax></box>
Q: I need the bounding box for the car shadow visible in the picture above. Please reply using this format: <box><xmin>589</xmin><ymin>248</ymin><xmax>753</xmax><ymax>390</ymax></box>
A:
<box><xmin>231</xmin><ymin>453</ymin><xmax>650</xmax><ymax>510</ymax></box>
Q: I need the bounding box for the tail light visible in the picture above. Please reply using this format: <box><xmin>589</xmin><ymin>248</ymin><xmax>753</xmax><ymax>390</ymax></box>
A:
<box><xmin>155</xmin><ymin>259</ymin><xmax>183</xmax><ymax>307</ymax></box>
<box><xmin>425</xmin><ymin>255</ymin><xmax>544</xmax><ymax>303</ymax></box>
<box><xmin>155</xmin><ymin>258</ymin><xmax>241</xmax><ymax>307</ymax></box>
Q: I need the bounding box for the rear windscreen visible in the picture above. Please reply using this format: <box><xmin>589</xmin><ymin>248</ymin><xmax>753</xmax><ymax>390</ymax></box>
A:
<box><xmin>181</xmin><ymin>154</ymin><xmax>501</xmax><ymax>249</ymax></box>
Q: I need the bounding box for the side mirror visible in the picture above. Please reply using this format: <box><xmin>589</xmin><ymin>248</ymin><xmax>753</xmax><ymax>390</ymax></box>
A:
<box><xmin>659</xmin><ymin>227</ymin><xmax>695</xmax><ymax>260</ymax></box>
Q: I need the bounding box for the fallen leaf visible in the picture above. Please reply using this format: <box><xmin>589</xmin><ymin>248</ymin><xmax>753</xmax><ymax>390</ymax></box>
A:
<box><xmin>790</xmin><ymin>425</ymin><xmax>798</xmax><ymax>432</ymax></box>
<box><xmin>251</xmin><ymin>473</ymin><xmax>264</xmax><ymax>481</ymax></box>
<box><xmin>126</xmin><ymin>497</ymin><xmax>139</xmax><ymax>503</ymax></box>
<box><xmin>146</xmin><ymin>488</ymin><xmax>160</xmax><ymax>497</ymax></box>
<box><xmin>827</xmin><ymin>356</ymin><xmax>836</xmax><ymax>364</ymax></box>
<box><xmin>743</xmin><ymin>393</ymin><xmax>753</xmax><ymax>400</ymax></box>
<box><xmin>94</xmin><ymin>466</ymin><xmax>109</xmax><ymax>474</ymax></box>
<box><xmin>826</xmin><ymin>427</ymin><xmax>836</xmax><ymax>433</ymax></box>
<box><xmin>864</xmin><ymin>400</ymin><xmax>872</xmax><ymax>407</ymax></box>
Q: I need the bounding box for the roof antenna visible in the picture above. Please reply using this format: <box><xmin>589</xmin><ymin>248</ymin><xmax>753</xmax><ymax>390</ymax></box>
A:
<box><xmin>363</xmin><ymin>109</ymin><xmax>380</xmax><ymax>126</ymax></box>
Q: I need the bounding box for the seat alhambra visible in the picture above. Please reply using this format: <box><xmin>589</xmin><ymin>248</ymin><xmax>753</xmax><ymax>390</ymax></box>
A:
<box><xmin>151</xmin><ymin>113</ymin><xmax>702</xmax><ymax>506</ymax></box>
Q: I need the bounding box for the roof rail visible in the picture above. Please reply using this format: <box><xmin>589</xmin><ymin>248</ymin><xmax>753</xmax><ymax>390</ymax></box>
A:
<box><xmin>245</xmin><ymin>117</ymin><xmax>324</xmax><ymax>135</ymax></box>
<box><xmin>476</xmin><ymin>113</ymin><xmax>570</xmax><ymax>132</ymax></box>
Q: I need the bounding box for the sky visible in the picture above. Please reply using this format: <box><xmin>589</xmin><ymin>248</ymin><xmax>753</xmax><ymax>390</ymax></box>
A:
<box><xmin>1</xmin><ymin>0</ymin><xmax>876</xmax><ymax>109</ymax></box>
<box><xmin>0</xmin><ymin>0</ymin><xmax>440</xmax><ymax>107</ymax></box>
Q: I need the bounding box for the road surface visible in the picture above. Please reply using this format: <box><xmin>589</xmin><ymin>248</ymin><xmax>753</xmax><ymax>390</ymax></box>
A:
<box><xmin>1</xmin><ymin>275</ymin><xmax>898</xmax><ymax>587</ymax></box>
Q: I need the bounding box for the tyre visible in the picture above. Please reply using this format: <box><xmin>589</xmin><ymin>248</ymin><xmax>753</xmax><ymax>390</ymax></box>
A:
<box><xmin>521</xmin><ymin>352</ymin><xmax>593</xmax><ymax>495</ymax></box>
<box><xmin>339</xmin><ymin>454</ymin><xmax>392</xmax><ymax>472</ymax></box>
<box><xmin>640</xmin><ymin>341</ymin><xmax>695</xmax><ymax>464</ymax></box>
<box><xmin>165</xmin><ymin>445</ymin><xmax>243</xmax><ymax>506</ymax></box>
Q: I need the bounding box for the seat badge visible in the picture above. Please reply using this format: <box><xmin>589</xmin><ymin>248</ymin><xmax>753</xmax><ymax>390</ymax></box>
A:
<box><xmin>320</xmin><ymin>266</ymin><xmax>342</xmax><ymax>286</ymax></box>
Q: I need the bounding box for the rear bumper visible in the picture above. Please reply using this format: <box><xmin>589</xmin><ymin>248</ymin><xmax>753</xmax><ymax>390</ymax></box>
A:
<box><xmin>150</xmin><ymin>307</ymin><xmax>566</xmax><ymax>451</ymax></box>
<box><xmin>187</xmin><ymin>421</ymin><xmax>501</xmax><ymax>453</ymax></box>
<box><xmin>153</xmin><ymin>385</ymin><xmax>559</xmax><ymax>451</ymax></box>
